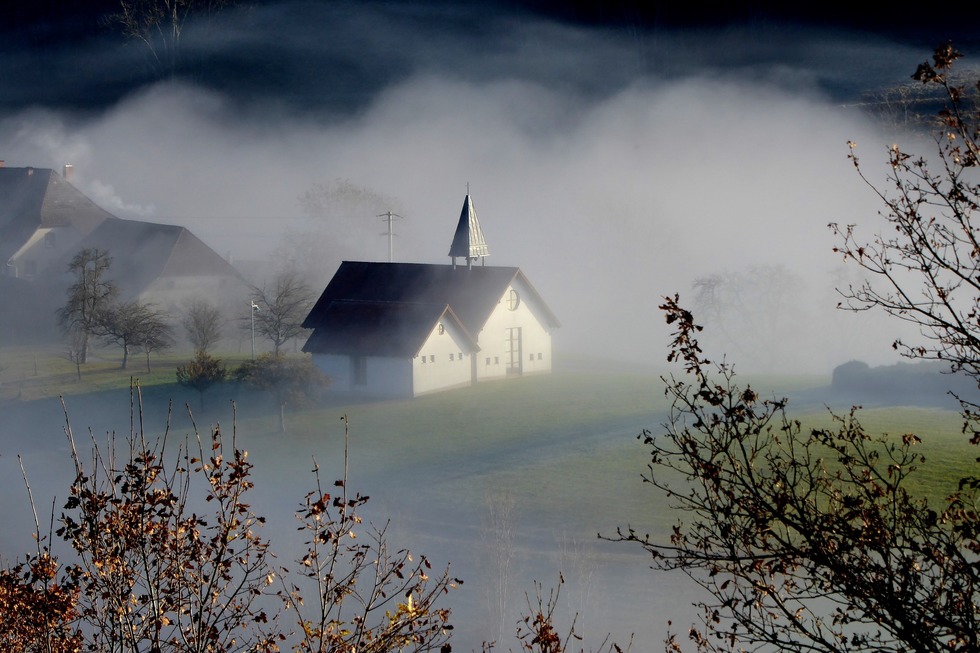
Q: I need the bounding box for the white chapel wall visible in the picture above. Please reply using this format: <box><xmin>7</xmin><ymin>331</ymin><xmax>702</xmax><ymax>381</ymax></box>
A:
<box><xmin>413</xmin><ymin>318</ymin><xmax>474</xmax><ymax>395</ymax></box>
<box><xmin>475</xmin><ymin>280</ymin><xmax>553</xmax><ymax>382</ymax></box>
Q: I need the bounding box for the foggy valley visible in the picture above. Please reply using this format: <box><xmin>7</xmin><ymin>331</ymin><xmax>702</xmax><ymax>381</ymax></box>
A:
<box><xmin>1</xmin><ymin>2</ymin><xmax>977</xmax><ymax>650</ymax></box>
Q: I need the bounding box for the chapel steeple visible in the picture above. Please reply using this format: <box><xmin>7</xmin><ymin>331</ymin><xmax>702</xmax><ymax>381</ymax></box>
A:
<box><xmin>448</xmin><ymin>193</ymin><xmax>489</xmax><ymax>268</ymax></box>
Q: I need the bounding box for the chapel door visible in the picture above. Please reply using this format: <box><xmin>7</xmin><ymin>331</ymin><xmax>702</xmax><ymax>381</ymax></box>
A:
<box><xmin>505</xmin><ymin>327</ymin><xmax>523</xmax><ymax>375</ymax></box>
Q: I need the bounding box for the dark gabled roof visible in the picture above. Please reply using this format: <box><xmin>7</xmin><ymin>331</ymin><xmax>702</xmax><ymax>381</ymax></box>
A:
<box><xmin>303</xmin><ymin>261</ymin><xmax>560</xmax><ymax>335</ymax></box>
<box><xmin>302</xmin><ymin>300</ymin><xmax>477</xmax><ymax>357</ymax></box>
<box><xmin>73</xmin><ymin>217</ymin><xmax>242</xmax><ymax>298</ymax></box>
<box><xmin>0</xmin><ymin>167</ymin><xmax>112</xmax><ymax>260</ymax></box>
<box><xmin>448</xmin><ymin>194</ymin><xmax>489</xmax><ymax>262</ymax></box>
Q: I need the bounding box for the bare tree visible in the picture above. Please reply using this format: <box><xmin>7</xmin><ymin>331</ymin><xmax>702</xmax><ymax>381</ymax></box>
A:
<box><xmin>99</xmin><ymin>300</ymin><xmax>147</xmax><ymax>370</ymax></box>
<box><xmin>299</xmin><ymin>179</ymin><xmax>399</xmax><ymax>222</ymax></box>
<box><xmin>249</xmin><ymin>271</ymin><xmax>314</xmax><ymax>356</ymax></box>
<box><xmin>691</xmin><ymin>264</ymin><xmax>806</xmax><ymax>369</ymax></box>
<box><xmin>182</xmin><ymin>297</ymin><xmax>224</xmax><ymax>354</ymax></box>
<box><xmin>58</xmin><ymin>248</ymin><xmax>117</xmax><ymax>364</ymax></box>
<box><xmin>552</xmin><ymin>533</ymin><xmax>599</xmax><ymax>637</ymax></box>
<box><xmin>63</xmin><ymin>328</ymin><xmax>87</xmax><ymax>382</ymax></box>
<box><xmin>99</xmin><ymin>300</ymin><xmax>173</xmax><ymax>371</ymax></box>
<box><xmin>480</xmin><ymin>489</ymin><xmax>517</xmax><ymax>647</ymax></box>
<box><xmin>104</xmin><ymin>0</ymin><xmax>237</xmax><ymax>78</ymax></box>
<box><xmin>137</xmin><ymin>310</ymin><xmax>175</xmax><ymax>373</ymax></box>
<box><xmin>279</xmin><ymin>179</ymin><xmax>402</xmax><ymax>288</ymax></box>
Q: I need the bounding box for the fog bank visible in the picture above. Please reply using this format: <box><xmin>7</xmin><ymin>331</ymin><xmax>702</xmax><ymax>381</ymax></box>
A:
<box><xmin>0</xmin><ymin>7</ymin><xmax>944</xmax><ymax>370</ymax></box>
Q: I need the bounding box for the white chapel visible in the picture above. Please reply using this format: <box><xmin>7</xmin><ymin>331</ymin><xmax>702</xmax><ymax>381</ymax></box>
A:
<box><xmin>301</xmin><ymin>194</ymin><xmax>560</xmax><ymax>397</ymax></box>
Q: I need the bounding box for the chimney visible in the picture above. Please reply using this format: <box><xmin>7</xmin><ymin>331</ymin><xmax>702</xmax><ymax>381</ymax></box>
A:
<box><xmin>0</xmin><ymin>160</ymin><xmax>5</xmax><ymax>168</ymax></box>
<box><xmin>64</xmin><ymin>163</ymin><xmax>73</xmax><ymax>180</ymax></box>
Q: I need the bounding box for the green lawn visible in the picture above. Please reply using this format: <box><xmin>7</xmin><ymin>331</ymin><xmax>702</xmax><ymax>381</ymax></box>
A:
<box><xmin>0</xmin><ymin>343</ymin><xmax>258</xmax><ymax>400</ymax></box>
<box><xmin>798</xmin><ymin>406</ymin><xmax>977</xmax><ymax>503</ymax></box>
<box><xmin>227</xmin><ymin>371</ymin><xmax>976</xmax><ymax>545</ymax></box>
<box><xmin>1</xmin><ymin>345</ymin><xmax>975</xmax><ymax>539</ymax></box>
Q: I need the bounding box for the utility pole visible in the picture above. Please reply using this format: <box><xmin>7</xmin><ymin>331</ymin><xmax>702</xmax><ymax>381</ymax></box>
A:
<box><xmin>378</xmin><ymin>211</ymin><xmax>403</xmax><ymax>262</ymax></box>
<box><xmin>250</xmin><ymin>301</ymin><xmax>260</xmax><ymax>360</ymax></box>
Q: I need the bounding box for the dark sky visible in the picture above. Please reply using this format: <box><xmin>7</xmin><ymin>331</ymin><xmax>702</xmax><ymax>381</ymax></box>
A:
<box><xmin>1</xmin><ymin>0</ymin><xmax>974</xmax><ymax>115</ymax></box>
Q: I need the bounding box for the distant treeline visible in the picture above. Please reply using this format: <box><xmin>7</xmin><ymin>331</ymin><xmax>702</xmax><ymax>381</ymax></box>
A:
<box><xmin>831</xmin><ymin>359</ymin><xmax>979</xmax><ymax>408</ymax></box>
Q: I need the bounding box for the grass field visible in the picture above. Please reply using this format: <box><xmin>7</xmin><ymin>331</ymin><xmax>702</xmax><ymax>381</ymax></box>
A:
<box><xmin>797</xmin><ymin>406</ymin><xmax>976</xmax><ymax>504</ymax></box>
<box><xmin>1</xmin><ymin>345</ymin><xmax>977</xmax><ymax>647</ymax></box>
<box><xmin>0</xmin><ymin>343</ymin><xmax>260</xmax><ymax>401</ymax></box>
<box><xmin>1</xmin><ymin>344</ymin><xmax>974</xmax><ymax>516</ymax></box>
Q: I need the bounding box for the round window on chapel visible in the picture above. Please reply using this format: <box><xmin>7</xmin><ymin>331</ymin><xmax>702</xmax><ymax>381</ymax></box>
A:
<box><xmin>507</xmin><ymin>289</ymin><xmax>520</xmax><ymax>311</ymax></box>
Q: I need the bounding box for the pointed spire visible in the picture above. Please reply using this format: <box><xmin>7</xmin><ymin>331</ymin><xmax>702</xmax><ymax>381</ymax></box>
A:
<box><xmin>448</xmin><ymin>193</ymin><xmax>489</xmax><ymax>268</ymax></box>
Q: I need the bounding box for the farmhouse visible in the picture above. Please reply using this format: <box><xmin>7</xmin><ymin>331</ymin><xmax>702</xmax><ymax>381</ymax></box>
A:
<box><xmin>73</xmin><ymin>217</ymin><xmax>247</xmax><ymax>313</ymax></box>
<box><xmin>302</xmin><ymin>194</ymin><xmax>560</xmax><ymax>397</ymax></box>
<box><xmin>0</xmin><ymin>164</ymin><xmax>246</xmax><ymax>315</ymax></box>
<box><xmin>0</xmin><ymin>165</ymin><xmax>113</xmax><ymax>281</ymax></box>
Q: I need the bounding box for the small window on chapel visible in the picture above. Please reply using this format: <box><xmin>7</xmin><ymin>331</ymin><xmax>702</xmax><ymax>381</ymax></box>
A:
<box><xmin>507</xmin><ymin>289</ymin><xmax>520</xmax><ymax>311</ymax></box>
<box><xmin>458</xmin><ymin>352</ymin><xmax>463</xmax><ymax>359</ymax></box>
<box><xmin>486</xmin><ymin>357</ymin><xmax>491</xmax><ymax>365</ymax></box>
<box><xmin>438</xmin><ymin>324</ymin><xmax>445</xmax><ymax>335</ymax></box>
<box><xmin>449</xmin><ymin>353</ymin><xmax>455</xmax><ymax>361</ymax></box>
<box><xmin>430</xmin><ymin>355</ymin><xmax>435</xmax><ymax>363</ymax></box>
<box><xmin>537</xmin><ymin>353</ymin><xmax>543</xmax><ymax>360</ymax></box>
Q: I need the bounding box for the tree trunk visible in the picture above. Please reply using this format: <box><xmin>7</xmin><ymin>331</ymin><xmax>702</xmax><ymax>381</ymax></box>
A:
<box><xmin>121</xmin><ymin>344</ymin><xmax>129</xmax><ymax>369</ymax></box>
<box><xmin>279</xmin><ymin>400</ymin><xmax>286</xmax><ymax>433</ymax></box>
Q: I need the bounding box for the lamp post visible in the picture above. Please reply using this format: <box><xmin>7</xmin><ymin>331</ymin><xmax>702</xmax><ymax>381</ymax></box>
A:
<box><xmin>250</xmin><ymin>301</ymin><xmax>260</xmax><ymax>360</ymax></box>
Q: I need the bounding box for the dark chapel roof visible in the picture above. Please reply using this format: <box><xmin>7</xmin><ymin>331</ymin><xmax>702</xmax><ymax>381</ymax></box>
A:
<box><xmin>302</xmin><ymin>261</ymin><xmax>559</xmax><ymax>358</ymax></box>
